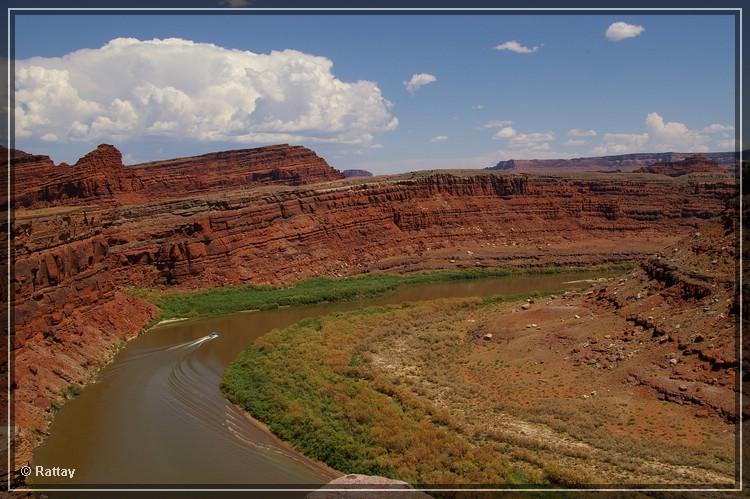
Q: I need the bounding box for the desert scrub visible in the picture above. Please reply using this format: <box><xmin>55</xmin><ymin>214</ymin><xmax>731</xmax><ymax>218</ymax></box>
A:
<box><xmin>131</xmin><ymin>264</ymin><xmax>627</xmax><ymax>321</ymax></box>
<box><xmin>221</xmin><ymin>298</ymin><xmax>526</xmax><ymax>485</ymax></box>
<box><xmin>221</xmin><ymin>292</ymin><xmax>733</xmax><ymax>486</ymax></box>
<box><xmin>61</xmin><ymin>383</ymin><xmax>82</xmax><ymax>399</ymax></box>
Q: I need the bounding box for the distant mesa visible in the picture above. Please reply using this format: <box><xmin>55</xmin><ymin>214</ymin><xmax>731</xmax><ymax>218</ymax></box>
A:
<box><xmin>9</xmin><ymin>143</ymin><xmax>344</xmax><ymax>209</ymax></box>
<box><xmin>488</xmin><ymin>151</ymin><xmax>741</xmax><ymax>173</ymax></box>
<box><xmin>634</xmin><ymin>155</ymin><xmax>727</xmax><ymax>177</ymax></box>
<box><xmin>341</xmin><ymin>169</ymin><xmax>373</xmax><ymax>178</ymax></box>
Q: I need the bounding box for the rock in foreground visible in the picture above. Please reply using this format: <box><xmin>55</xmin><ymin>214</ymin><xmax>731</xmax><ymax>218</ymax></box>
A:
<box><xmin>307</xmin><ymin>474</ymin><xmax>432</xmax><ymax>498</ymax></box>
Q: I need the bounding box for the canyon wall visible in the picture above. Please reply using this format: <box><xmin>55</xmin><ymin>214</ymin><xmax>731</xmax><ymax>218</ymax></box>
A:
<box><xmin>9</xmin><ymin>144</ymin><xmax>737</xmax><ymax>474</ymax></box>
<box><xmin>10</xmin><ymin>143</ymin><xmax>343</xmax><ymax>209</ymax></box>
<box><xmin>634</xmin><ymin>156</ymin><xmax>727</xmax><ymax>177</ymax></box>
<box><xmin>489</xmin><ymin>151</ymin><xmax>739</xmax><ymax>173</ymax></box>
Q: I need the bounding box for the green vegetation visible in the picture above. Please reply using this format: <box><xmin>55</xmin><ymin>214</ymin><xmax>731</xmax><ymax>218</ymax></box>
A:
<box><xmin>130</xmin><ymin>264</ymin><xmax>627</xmax><ymax>322</ymax></box>
<box><xmin>49</xmin><ymin>382</ymin><xmax>83</xmax><ymax>417</ymax></box>
<box><xmin>221</xmin><ymin>298</ymin><xmax>528</xmax><ymax>485</ymax></box>
<box><xmin>61</xmin><ymin>383</ymin><xmax>82</xmax><ymax>399</ymax></box>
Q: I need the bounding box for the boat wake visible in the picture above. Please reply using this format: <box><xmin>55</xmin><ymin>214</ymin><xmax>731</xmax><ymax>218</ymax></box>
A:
<box><xmin>100</xmin><ymin>333</ymin><xmax>219</xmax><ymax>378</ymax></box>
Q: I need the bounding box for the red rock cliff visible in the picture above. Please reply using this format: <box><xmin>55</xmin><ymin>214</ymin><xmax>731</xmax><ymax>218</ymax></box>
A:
<box><xmin>11</xmin><ymin>144</ymin><xmax>344</xmax><ymax>208</ymax></box>
<box><xmin>9</xmin><ymin>148</ymin><xmax>737</xmax><ymax>476</ymax></box>
<box><xmin>634</xmin><ymin>156</ymin><xmax>727</xmax><ymax>177</ymax></box>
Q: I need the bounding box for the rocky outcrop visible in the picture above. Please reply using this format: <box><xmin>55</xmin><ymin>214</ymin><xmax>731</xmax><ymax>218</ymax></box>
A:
<box><xmin>11</xmin><ymin>144</ymin><xmax>343</xmax><ymax>208</ymax></box>
<box><xmin>129</xmin><ymin>144</ymin><xmax>344</xmax><ymax>198</ymax></box>
<box><xmin>12</xmin><ymin>144</ymin><xmax>141</xmax><ymax>208</ymax></box>
<box><xmin>342</xmin><ymin>169</ymin><xmax>373</xmax><ymax>178</ymax></box>
<box><xmin>10</xmin><ymin>145</ymin><xmax>737</xmax><ymax>475</ymax></box>
<box><xmin>582</xmin><ymin>217</ymin><xmax>739</xmax><ymax>421</ymax></box>
<box><xmin>489</xmin><ymin>151</ymin><xmax>740</xmax><ymax>173</ymax></box>
<box><xmin>634</xmin><ymin>156</ymin><xmax>727</xmax><ymax>177</ymax></box>
<box><xmin>307</xmin><ymin>474</ymin><xmax>432</xmax><ymax>498</ymax></box>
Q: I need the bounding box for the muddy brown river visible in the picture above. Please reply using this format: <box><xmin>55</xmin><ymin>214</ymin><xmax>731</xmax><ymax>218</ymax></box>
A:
<box><xmin>29</xmin><ymin>271</ymin><xmax>617</xmax><ymax>488</ymax></box>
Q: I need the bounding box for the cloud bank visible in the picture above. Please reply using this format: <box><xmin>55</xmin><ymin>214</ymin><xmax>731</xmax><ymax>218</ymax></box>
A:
<box><xmin>15</xmin><ymin>37</ymin><xmax>398</xmax><ymax>146</ymax></box>
<box><xmin>491</xmin><ymin>124</ymin><xmax>555</xmax><ymax>152</ymax></box>
<box><xmin>567</xmin><ymin>128</ymin><xmax>597</xmax><ymax>137</ymax></box>
<box><xmin>591</xmin><ymin>112</ymin><xmax>734</xmax><ymax>154</ymax></box>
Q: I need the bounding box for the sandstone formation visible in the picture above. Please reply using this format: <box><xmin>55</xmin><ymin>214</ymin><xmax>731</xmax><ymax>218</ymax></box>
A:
<box><xmin>341</xmin><ymin>169</ymin><xmax>373</xmax><ymax>178</ymax></box>
<box><xmin>9</xmin><ymin>144</ymin><xmax>737</xmax><ymax>478</ymax></box>
<box><xmin>10</xmin><ymin>144</ymin><xmax>344</xmax><ymax>209</ymax></box>
<box><xmin>634</xmin><ymin>155</ymin><xmax>727</xmax><ymax>177</ymax></box>
<box><xmin>307</xmin><ymin>474</ymin><xmax>432</xmax><ymax>498</ymax></box>
<box><xmin>489</xmin><ymin>151</ymin><xmax>740</xmax><ymax>173</ymax></box>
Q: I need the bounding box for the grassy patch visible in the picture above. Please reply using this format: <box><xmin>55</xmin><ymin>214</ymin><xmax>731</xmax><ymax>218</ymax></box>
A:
<box><xmin>129</xmin><ymin>264</ymin><xmax>627</xmax><ymax>321</ymax></box>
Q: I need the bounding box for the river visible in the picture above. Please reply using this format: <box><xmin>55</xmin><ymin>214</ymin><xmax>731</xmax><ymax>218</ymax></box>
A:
<box><xmin>29</xmin><ymin>270</ymin><xmax>618</xmax><ymax>489</ymax></box>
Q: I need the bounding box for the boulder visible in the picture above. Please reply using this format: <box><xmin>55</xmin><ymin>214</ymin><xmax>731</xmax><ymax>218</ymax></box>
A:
<box><xmin>307</xmin><ymin>474</ymin><xmax>432</xmax><ymax>499</ymax></box>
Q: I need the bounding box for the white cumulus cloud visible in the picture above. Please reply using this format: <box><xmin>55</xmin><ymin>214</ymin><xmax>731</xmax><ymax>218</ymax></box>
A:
<box><xmin>590</xmin><ymin>112</ymin><xmax>730</xmax><ymax>155</ymax></box>
<box><xmin>430</xmin><ymin>135</ymin><xmax>448</xmax><ymax>142</ymax></box>
<box><xmin>606</xmin><ymin>22</ymin><xmax>645</xmax><ymax>41</ymax></box>
<box><xmin>703</xmin><ymin>123</ymin><xmax>734</xmax><ymax>134</ymax></box>
<box><xmin>592</xmin><ymin>133</ymin><xmax>649</xmax><ymax>155</ymax></box>
<box><xmin>567</xmin><ymin>128</ymin><xmax>597</xmax><ymax>137</ymax></box>
<box><xmin>484</xmin><ymin>120</ymin><xmax>513</xmax><ymax>129</ymax></box>
<box><xmin>510</xmin><ymin>131</ymin><xmax>555</xmax><ymax>145</ymax></box>
<box><xmin>645</xmin><ymin>112</ymin><xmax>708</xmax><ymax>152</ymax></box>
<box><xmin>15</xmin><ymin>37</ymin><xmax>398</xmax><ymax>146</ymax></box>
<box><xmin>404</xmin><ymin>73</ymin><xmax>437</xmax><ymax>94</ymax></box>
<box><xmin>491</xmin><ymin>124</ymin><xmax>554</xmax><ymax>152</ymax></box>
<box><xmin>716</xmin><ymin>138</ymin><xmax>737</xmax><ymax>150</ymax></box>
<box><xmin>493</xmin><ymin>126</ymin><xmax>516</xmax><ymax>139</ymax></box>
<box><xmin>494</xmin><ymin>41</ymin><xmax>539</xmax><ymax>54</ymax></box>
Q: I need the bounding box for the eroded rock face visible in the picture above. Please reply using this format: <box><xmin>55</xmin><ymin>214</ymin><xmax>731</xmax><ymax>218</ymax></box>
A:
<box><xmin>634</xmin><ymin>156</ymin><xmax>727</xmax><ymax>177</ymax></box>
<box><xmin>489</xmin><ymin>151</ymin><xmax>739</xmax><ymax>173</ymax></box>
<box><xmin>578</xmin><ymin>212</ymin><xmax>740</xmax><ymax>422</ymax></box>
<box><xmin>129</xmin><ymin>144</ymin><xmax>344</xmax><ymax>199</ymax></box>
<box><xmin>11</xmin><ymin>143</ymin><xmax>344</xmax><ymax>208</ymax></box>
<box><xmin>9</xmin><ymin>145</ymin><xmax>737</xmax><ymax>475</ymax></box>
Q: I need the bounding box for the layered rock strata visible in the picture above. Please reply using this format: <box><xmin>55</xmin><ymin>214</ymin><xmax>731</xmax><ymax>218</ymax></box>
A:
<box><xmin>10</xmin><ymin>144</ymin><xmax>343</xmax><ymax>208</ymax></box>
<box><xmin>9</xmin><ymin>145</ymin><xmax>737</xmax><ymax>476</ymax></box>
<box><xmin>489</xmin><ymin>151</ymin><xmax>739</xmax><ymax>173</ymax></box>
<box><xmin>634</xmin><ymin>156</ymin><xmax>727</xmax><ymax>177</ymax></box>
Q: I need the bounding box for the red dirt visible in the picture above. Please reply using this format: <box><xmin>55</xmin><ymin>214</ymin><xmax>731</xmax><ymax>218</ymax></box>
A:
<box><xmin>455</xmin><ymin>214</ymin><xmax>739</xmax><ymax>482</ymax></box>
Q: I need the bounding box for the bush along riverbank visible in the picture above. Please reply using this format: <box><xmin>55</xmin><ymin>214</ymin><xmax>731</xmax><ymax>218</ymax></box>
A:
<box><xmin>130</xmin><ymin>264</ymin><xmax>628</xmax><ymax>322</ymax></box>
<box><xmin>220</xmin><ymin>294</ymin><xmax>563</xmax><ymax>485</ymax></box>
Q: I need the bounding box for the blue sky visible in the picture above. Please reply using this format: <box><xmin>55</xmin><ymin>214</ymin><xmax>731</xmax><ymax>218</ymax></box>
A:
<box><xmin>14</xmin><ymin>14</ymin><xmax>736</xmax><ymax>173</ymax></box>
